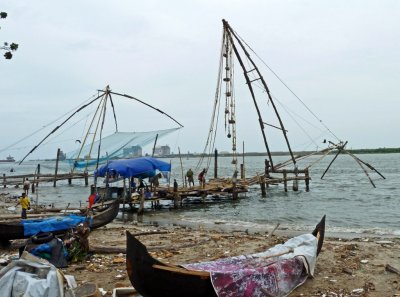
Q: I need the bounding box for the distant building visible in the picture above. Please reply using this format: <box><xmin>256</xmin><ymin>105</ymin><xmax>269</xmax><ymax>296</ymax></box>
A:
<box><xmin>123</xmin><ymin>145</ymin><xmax>142</xmax><ymax>158</ymax></box>
<box><xmin>154</xmin><ymin>145</ymin><xmax>171</xmax><ymax>156</ymax></box>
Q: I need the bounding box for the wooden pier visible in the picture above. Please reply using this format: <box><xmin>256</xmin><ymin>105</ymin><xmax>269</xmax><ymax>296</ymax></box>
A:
<box><xmin>2</xmin><ymin>171</ymin><xmax>90</xmax><ymax>191</ymax></box>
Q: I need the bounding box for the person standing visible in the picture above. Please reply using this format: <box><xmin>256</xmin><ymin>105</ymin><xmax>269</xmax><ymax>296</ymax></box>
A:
<box><xmin>23</xmin><ymin>178</ymin><xmax>30</xmax><ymax>195</ymax></box>
<box><xmin>16</xmin><ymin>192</ymin><xmax>30</xmax><ymax>219</ymax></box>
<box><xmin>185</xmin><ymin>169</ymin><xmax>194</xmax><ymax>188</ymax></box>
<box><xmin>198</xmin><ymin>168</ymin><xmax>207</xmax><ymax>188</ymax></box>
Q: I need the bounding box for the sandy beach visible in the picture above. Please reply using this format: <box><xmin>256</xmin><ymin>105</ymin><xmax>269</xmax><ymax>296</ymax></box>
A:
<box><xmin>1</xmin><ymin>205</ymin><xmax>400</xmax><ymax>297</ymax></box>
<box><xmin>1</xmin><ymin>189</ymin><xmax>400</xmax><ymax>296</ymax></box>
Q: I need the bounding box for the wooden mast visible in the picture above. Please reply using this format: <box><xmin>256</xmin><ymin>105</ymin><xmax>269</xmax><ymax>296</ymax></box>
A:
<box><xmin>223</xmin><ymin>19</ymin><xmax>297</xmax><ymax>168</ymax></box>
<box><xmin>222</xmin><ymin>21</ymin><xmax>274</xmax><ymax>169</ymax></box>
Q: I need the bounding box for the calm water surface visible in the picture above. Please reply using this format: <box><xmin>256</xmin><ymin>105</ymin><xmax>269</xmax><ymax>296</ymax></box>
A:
<box><xmin>1</xmin><ymin>153</ymin><xmax>399</xmax><ymax>236</ymax></box>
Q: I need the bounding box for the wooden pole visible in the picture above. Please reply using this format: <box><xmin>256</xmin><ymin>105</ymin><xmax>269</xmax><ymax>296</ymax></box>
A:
<box><xmin>260</xmin><ymin>175</ymin><xmax>266</xmax><ymax>197</ymax></box>
<box><xmin>36</xmin><ymin>164</ymin><xmax>40</xmax><ymax>187</ymax></box>
<box><xmin>53</xmin><ymin>148</ymin><xmax>60</xmax><ymax>187</ymax></box>
<box><xmin>283</xmin><ymin>170</ymin><xmax>288</xmax><ymax>192</ymax></box>
<box><xmin>178</xmin><ymin>147</ymin><xmax>185</xmax><ymax>187</ymax></box>
<box><xmin>151</xmin><ymin>134</ymin><xmax>159</xmax><ymax>157</ymax></box>
<box><xmin>292</xmin><ymin>179</ymin><xmax>299</xmax><ymax>191</ymax></box>
<box><xmin>305</xmin><ymin>168</ymin><xmax>310</xmax><ymax>192</ymax></box>
<box><xmin>84</xmin><ymin>171</ymin><xmax>89</xmax><ymax>186</ymax></box>
<box><xmin>3</xmin><ymin>174</ymin><xmax>6</xmax><ymax>188</ymax></box>
<box><xmin>123</xmin><ymin>178</ymin><xmax>126</xmax><ymax>214</ymax></box>
<box><xmin>241</xmin><ymin>141</ymin><xmax>245</xmax><ymax>179</ymax></box>
<box><xmin>214</xmin><ymin>149</ymin><xmax>218</xmax><ymax>178</ymax></box>
<box><xmin>321</xmin><ymin>141</ymin><xmax>348</xmax><ymax>179</ymax></box>
<box><xmin>138</xmin><ymin>188</ymin><xmax>144</xmax><ymax>215</ymax></box>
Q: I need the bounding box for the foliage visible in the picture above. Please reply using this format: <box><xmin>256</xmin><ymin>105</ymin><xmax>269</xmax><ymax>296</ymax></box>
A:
<box><xmin>68</xmin><ymin>240</ymin><xmax>87</xmax><ymax>262</ymax></box>
<box><xmin>1</xmin><ymin>11</ymin><xmax>18</xmax><ymax>59</ymax></box>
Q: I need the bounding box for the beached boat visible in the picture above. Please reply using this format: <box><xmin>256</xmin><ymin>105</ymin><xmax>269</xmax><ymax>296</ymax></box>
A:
<box><xmin>126</xmin><ymin>215</ymin><xmax>326</xmax><ymax>297</ymax></box>
<box><xmin>0</xmin><ymin>155</ymin><xmax>15</xmax><ymax>163</ymax></box>
<box><xmin>0</xmin><ymin>200</ymin><xmax>119</xmax><ymax>241</ymax></box>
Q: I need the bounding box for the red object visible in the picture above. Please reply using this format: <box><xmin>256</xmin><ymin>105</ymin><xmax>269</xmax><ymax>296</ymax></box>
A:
<box><xmin>88</xmin><ymin>194</ymin><xmax>96</xmax><ymax>208</ymax></box>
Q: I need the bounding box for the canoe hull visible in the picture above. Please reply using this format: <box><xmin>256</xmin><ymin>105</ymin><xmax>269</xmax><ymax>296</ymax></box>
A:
<box><xmin>0</xmin><ymin>200</ymin><xmax>119</xmax><ymax>241</ymax></box>
<box><xmin>126</xmin><ymin>232</ymin><xmax>217</xmax><ymax>297</ymax></box>
<box><xmin>126</xmin><ymin>215</ymin><xmax>326</xmax><ymax>297</ymax></box>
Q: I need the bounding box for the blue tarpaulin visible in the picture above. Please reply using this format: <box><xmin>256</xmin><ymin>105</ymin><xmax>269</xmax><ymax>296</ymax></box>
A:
<box><xmin>22</xmin><ymin>215</ymin><xmax>88</xmax><ymax>237</ymax></box>
<box><xmin>94</xmin><ymin>157</ymin><xmax>171</xmax><ymax>179</ymax></box>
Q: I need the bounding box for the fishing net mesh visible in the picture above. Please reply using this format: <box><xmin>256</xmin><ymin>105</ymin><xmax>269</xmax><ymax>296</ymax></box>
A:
<box><xmin>65</xmin><ymin>127</ymin><xmax>179</xmax><ymax>169</ymax></box>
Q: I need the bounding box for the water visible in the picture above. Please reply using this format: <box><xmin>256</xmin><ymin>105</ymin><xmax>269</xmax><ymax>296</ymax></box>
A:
<box><xmin>1</xmin><ymin>153</ymin><xmax>399</xmax><ymax>236</ymax></box>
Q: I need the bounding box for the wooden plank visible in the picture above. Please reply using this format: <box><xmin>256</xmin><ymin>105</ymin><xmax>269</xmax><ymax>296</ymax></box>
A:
<box><xmin>152</xmin><ymin>264</ymin><xmax>210</xmax><ymax>278</ymax></box>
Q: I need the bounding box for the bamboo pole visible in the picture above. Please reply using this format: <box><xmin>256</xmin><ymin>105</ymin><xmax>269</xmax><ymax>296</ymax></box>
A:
<box><xmin>53</xmin><ymin>148</ymin><xmax>61</xmax><ymax>187</ymax></box>
<box><xmin>178</xmin><ymin>147</ymin><xmax>185</xmax><ymax>187</ymax></box>
<box><xmin>151</xmin><ymin>134</ymin><xmax>158</xmax><ymax>157</ymax></box>
<box><xmin>214</xmin><ymin>149</ymin><xmax>218</xmax><ymax>178</ymax></box>
<box><xmin>321</xmin><ymin>141</ymin><xmax>348</xmax><ymax>179</ymax></box>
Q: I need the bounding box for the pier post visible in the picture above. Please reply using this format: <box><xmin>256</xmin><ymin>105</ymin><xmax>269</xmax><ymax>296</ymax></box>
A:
<box><xmin>84</xmin><ymin>171</ymin><xmax>89</xmax><ymax>186</ymax></box>
<box><xmin>260</xmin><ymin>175</ymin><xmax>266</xmax><ymax>197</ymax></box>
<box><xmin>122</xmin><ymin>178</ymin><xmax>126</xmax><ymax>214</ymax></box>
<box><xmin>232</xmin><ymin>189</ymin><xmax>238</xmax><ymax>200</ymax></box>
<box><xmin>2</xmin><ymin>174</ymin><xmax>6</xmax><ymax>188</ymax></box>
<box><xmin>214</xmin><ymin>149</ymin><xmax>218</xmax><ymax>178</ymax></box>
<box><xmin>68</xmin><ymin>175</ymin><xmax>72</xmax><ymax>185</ymax></box>
<box><xmin>53</xmin><ymin>148</ymin><xmax>60</xmax><ymax>187</ymax></box>
<box><xmin>292</xmin><ymin>179</ymin><xmax>299</xmax><ymax>191</ymax></box>
<box><xmin>36</xmin><ymin>164</ymin><xmax>40</xmax><ymax>187</ymax></box>
<box><xmin>138</xmin><ymin>188</ymin><xmax>144</xmax><ymax>215</ymax></box>
<box><xmin>240</xmin><ymin>164</ymin><xmax>244</xmax><ymax>179</ymax></box>
<box><xmin>283</xmin><ymin>170</ymin><xmax>288</xmax><ymax>192</ymax></box>
<box><xmin>305</xmin><ymin>169</ymin><xmax>310</xmax><ymax>192</ymax></box>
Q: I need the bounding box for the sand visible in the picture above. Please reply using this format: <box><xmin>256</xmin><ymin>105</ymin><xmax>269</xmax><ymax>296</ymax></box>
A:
<box><xmin>1</xmin><ymin>194</ymin><xmax>400</xmax><ymax>296</ymax></box>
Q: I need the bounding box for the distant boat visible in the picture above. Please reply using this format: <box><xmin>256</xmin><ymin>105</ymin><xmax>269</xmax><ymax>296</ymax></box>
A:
<box><xmin>0</xmin><ymin>155</ymin><xmax>15</xmax><ymax>163</ymax></box>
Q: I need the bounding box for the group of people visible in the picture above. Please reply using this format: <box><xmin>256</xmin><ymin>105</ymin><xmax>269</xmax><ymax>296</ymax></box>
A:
<box><xmin>185</xmin><ymin>168</ymin><xmax>207</xmax><ymax>188</ymax></box>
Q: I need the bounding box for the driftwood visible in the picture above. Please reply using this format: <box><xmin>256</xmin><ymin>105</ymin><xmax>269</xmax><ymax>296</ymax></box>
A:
<box><xmin>267</xmin><ymin>223</ymin><xmax>280</xmax><ymax>237</ymax></box>
<box><xmin>385</xmin><ymin>264</ymin><xmax>400</xmax><ymax>275</ymax></box>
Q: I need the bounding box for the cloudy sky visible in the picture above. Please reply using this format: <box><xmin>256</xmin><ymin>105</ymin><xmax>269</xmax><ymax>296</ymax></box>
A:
<box><xmin>1</xmin><ymin>0</ymin><xmax>399</xmax><ymax>160</ymax></box>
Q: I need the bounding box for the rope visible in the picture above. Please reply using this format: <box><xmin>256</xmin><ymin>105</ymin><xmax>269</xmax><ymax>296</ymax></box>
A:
<box><xmin>233</xmin><ymin>29</ymin><xmax>341</xmax><ymax>143</ymax></box>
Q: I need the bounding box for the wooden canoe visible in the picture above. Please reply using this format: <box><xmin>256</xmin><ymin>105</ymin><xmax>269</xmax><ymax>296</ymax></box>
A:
<box><xmin>0</xmin><ymin>200</ymin><xmax>119</xmax><ymax>241</ymax></box>
<box><xmin>126</xmin><ymin>215</ymin><xmax>326</xmax><ymax>297</ymax></box>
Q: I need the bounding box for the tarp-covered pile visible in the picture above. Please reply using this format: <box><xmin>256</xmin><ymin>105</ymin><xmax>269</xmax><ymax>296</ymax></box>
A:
<box><xmin>183</xmin><ymin>234</ymin><xmax>318</xmax><ymax>297</ymax></box>
<box><xmin>0</xmin><ymin>252</ymin><xmax>75</xmax><ymax>297</ymax></box>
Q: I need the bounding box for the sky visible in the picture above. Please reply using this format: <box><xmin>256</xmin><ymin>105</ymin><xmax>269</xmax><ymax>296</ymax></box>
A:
<box><xmin>1</xmin><ymin>0</ymin><xmax>399</xmax><ymax>160</ymax></box>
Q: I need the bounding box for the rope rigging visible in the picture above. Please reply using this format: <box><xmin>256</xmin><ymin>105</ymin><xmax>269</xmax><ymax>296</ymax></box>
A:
<box><xmin>19</xmin><ymin>86</ymin><xmax>183</xmax><ymax>167</ymax></box>
<box><xmin>195</xmin><ymin>19</ymin><xmax>384</xmax><ymax>187</ymax></box>
<box><xmin>232</xmin><ymin>27</ymin><xmax>341</xmax><ymax>143</ymax></box>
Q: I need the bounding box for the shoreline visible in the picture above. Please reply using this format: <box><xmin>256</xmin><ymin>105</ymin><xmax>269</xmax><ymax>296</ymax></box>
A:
<box><xmin>1</xmin><ymin>215</ymin><xmax>400</xmax><ymax>296</ymax></box>
<box><xmin>2</xmin><ymin>193</ymin><xmax>400</xmax><ymax>240</ymax></box>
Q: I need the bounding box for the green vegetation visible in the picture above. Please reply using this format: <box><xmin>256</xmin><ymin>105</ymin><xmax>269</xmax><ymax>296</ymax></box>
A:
<box><xmin>347</xmin><ymin>147</ymin><xmax>400</xmax><ymax>154</ymax></box>
<box><xmin>162</xmin><ymin>147</ymin><xmax>400</xmax><ymax>158</ymax></box>
<box><xmin>1</xmin><ymin>12</ymin><xmax>19</xmax><ymax>59</ymax></box>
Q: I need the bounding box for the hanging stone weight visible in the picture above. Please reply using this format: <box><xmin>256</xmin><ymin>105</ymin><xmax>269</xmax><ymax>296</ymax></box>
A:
<box><xmin>228</xmin><ymin>119</ymin><xmax>235</xmax><ymax>124</ymax></box>
<box><xmin>223</xmin><ymin>78</ymin><xmax>230</xmax><ymax>82</ymax></box>
<box><xmin>226</xmin><ymin>92</ymin><xmax>231</xmax><ymax>97</ymax></box>
<box><xmin>225</xmin><ymin>108</ymin><xmax>229</xmax><ymax>114</ymax></box>
<box><xmin>223</xmin><ymin>53</ymin><xmax>227</xmax><ymax>57</ymax></box>
<box><xmin>227</xmin><ymin>133</ymin><xmax>231</xmax><ymax>138</ymax></box>
<box><xmin>225</xmin><ymin>66</ymin><xmax>230</xmax><ymax>71</ymax></box>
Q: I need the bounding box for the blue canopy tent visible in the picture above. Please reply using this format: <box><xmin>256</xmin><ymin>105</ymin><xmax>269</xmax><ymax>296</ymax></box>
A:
<box><xmin>94</xmin><ymin>157</ymin><xmax>171</xmax><ymax>179</ymax></box>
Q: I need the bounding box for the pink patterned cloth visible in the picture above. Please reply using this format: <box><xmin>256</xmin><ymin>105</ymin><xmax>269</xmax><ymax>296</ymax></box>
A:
<box><xmin>184</xmin><ymin>255</ymin><xmax>307</xmax><ymax>297</ymax></box>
